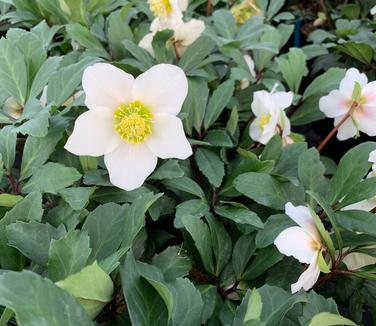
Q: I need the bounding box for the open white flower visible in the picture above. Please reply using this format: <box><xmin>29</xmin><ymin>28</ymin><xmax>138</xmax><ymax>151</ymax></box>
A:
<box><xmin>148</xmin><ymin>0</ymin><xmax>188</xmax><ymax>30</ymax></box>
<box><xmin>274</xmin><ymin>203</ymin><xmax>323</xmax><ymax>293</ymax></box>
<box><xmin>319</xmin><ymin>68</ymin><xmax>376</xmax><ymax>140</ymax></box>
<box><xmin>249</xmin><ymin>89</ymin><xmax>293</xmax><ymax>145</ymax></box>
<box><xmin>139</xmin><ymin>19</ymin><xmax>205</xmax><ymax>57</ymax></box>
<box><xmin>65</xmin><ymin>63</ymin><xmax>192</xmax><ymax>191</ymax></box>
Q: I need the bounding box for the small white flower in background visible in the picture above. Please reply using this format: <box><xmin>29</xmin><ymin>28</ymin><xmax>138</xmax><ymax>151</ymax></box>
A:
<box><xmin>3</xmin><ymin>97</ymin><xmax>23</xmax><ymax>119</ymax></box>
<box><xmin>148</xmin><ymin>0</ymin><xmax>188</xmax><ymax>30</ymax></box>
<box><xmin>319</xmin><ymin>68</ymin><xmax>376</xmax><ymax>141</ymax></box>
<box><xmin>139</xmin><ymin>19</ymin><xmax>205</xmax><ymax>57</ymax></box>
<box><xmin>274</xmin><ymin>203</ymin><xmax>323</xmax><ymax>293</ymax></box>
<box><xmin>239</xmin><ymin>54</ymin><xmax>256</xmax><ymax>90</ymax></box>
<box><xmin>65</xmin><ymin>63</ymin><xmax>192</xmax><ymax>191</ymax></box>
<box><xmin>371</xmin><ymin>5</ymin><xmax>376</xmax><ymax>15</ymax></box>
<box><xmin>249</xmin><ymin>89</ymin><xmax>293</xmax><ymax>145</ymax></box>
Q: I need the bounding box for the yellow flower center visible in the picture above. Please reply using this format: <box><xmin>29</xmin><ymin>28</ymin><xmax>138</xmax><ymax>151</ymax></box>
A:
<box><xmin>259</xmin><ymin>113</ymin><xmax>271</xmax><ymax>130</ymax></box>
<box><xmin>149</xmin><ymin>0</ymin><xmax>172</xmax><ymax>18</ymax></box>
<box><xmin>114</xmin><ymin>100</ymin><xmax>153</xmax><ymax>144</ymax></box>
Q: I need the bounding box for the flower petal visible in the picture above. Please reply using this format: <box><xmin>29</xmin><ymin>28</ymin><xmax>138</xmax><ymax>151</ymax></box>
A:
<box><xmin>251</xmin><ymin>90</ymin><xmax>275</xmax><ymax>116</ymax></box>
<box><xmin>139</xmin><ymin>33</ymin><xmax>155</xmax><ymax>56</ymax></box>
<box><xmin>339</xmin><ymin>68</ymin><xmax>368</xmax><ymax>96</ymax></box>
<box><xmin>274</xmin><ymin>226</ymin><xmax>317</xmax><ymax>264</ymax></box>
<box><xmin>285</xmin><ymin>202</ymin><xmax>320</xmax><ymax>242</ymax></box>
<box><xmin>65</xmin><ymin>109</ymin><xmax>121</xmax><ymax>156</ymax></box>
<box><xmin>132</xmin><ymin>64</ymin><xmax>188</xmax><ymax>116</ymax></box>
<box><xmin>335</xmin><ymin>115</ymin><xmax>357</xmax><ymax>140</ymax></box>
<box><xmin>361</xmin><ymin>81</ymin><xmax>376</xmax><ymax>107</ymax></box>
<box><xmin>354</xmin><ymin>106</ymin><xmax>376</xmax><ymax>137</ymax></box>
<box><xmin>82</xmin><ymin>63</ymin><xmax>134</xmax><ymax>111</ymax></box>
<box><xmin>291</xmin><ymin>252</ymin><xmax>320</xmax><ymax>293</ymax></box>
<box><xmin>271</xmin><ymin>91</ymin><xmax>293</xmax><ymax>110</ymax></box>
<box><xmin>104</xmin><ymin>143</ymin><xmax>157</xmax><ymax>191</ymax></box>
<box><xmin>319</xmin><ymin>90</ymin><xmax>349</xmax><ymax>118</ymax></box>
<box><xmin>177</xmin><ymin>0</ymin><xmax>188</xmax><ymax>11</ymax></box>
<box><xmin>174</xmin><ymin>19</ymin><xmax>205</xmax><ymax>47</ymax></box>
<box><xmin>146</xmin><ymin>113</ymin><xmax>192</xmax><ymax>159</ymax></box>
<box><xmin>369</xmin><ymin>150</ymin><xmax>376</xmax><ymax>164</ymax></box>
<box><xmin>243</xmin><ymin>54</ymin><xmax>256</xmax><ymax>77</ymax></box>
<box><xmin>342</xmin><ymin>199</ymin><xmax>376</xmax><ymax>212</ymax></box>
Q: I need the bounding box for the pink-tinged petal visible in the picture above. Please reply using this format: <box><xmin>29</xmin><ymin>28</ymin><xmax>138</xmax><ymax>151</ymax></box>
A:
<box><xmin>145</xmin><ymin>113</ymin><xmax>192</xmax><ymax>159</ymax></box>
<box><xmin>271</xmin><ymin>91</ymin><xmax>293</xmax><ymax>110</ymax></box>
<box><xmin>285</xmin><ymin>203</ymin><xmax>320</xmax><ymax>242</ymax></box>
<box><xmin>339</xmin><ymin>68</ymin><xmax>368</xmax><ymax>96</ymax></box>
<box><xmin>65</xmin><ymin>109</ymin><xmax>121</xmax><ymax>156</ymax></box>
<box><xmin>82</xmin><ymin>63</ymin><xmax>134</xmax><ymax>111</ymax></box>
<box><xmin>132</xmin><ymin>64</ymin><xmax>188</xmax><ymax>116</ymax></box>
<box><xmin>319</xmin><ymin>90</ymin><xmax>349</xmax><ymax>118</ymax></box>
<box><xmin>361</xmin><ymin>81</ymin><xmax>376</xmax><ymax>107</ymax></box>
<box><xmin>274</xmin><ymin>226</ymin><xmax>317</xmax><ymax>264</ymax></box>
<box><xmin>353</xmin><ymin>108</ymin><xmax>376</xmax><ymax>137</ymax></box>
<box><xmin>335</xmin><ymin>115</ymin><xmax>357</xmax><ymax>141</ymax></box>
<box><xmin>291</xmin><ymin>252</ymin><xmax>320</xmax><ymax>293</ymax></box>
<box><xmin>104</xmin><ymin>143</ymin><xmax>157</xmax><ymax>191</ymax></box>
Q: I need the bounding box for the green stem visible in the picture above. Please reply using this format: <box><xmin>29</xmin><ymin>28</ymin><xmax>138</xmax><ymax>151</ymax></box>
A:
<box><xmin>0</xmin><ymin>307</ymin><xmax>14</xmax><ymax>326</ymax></box>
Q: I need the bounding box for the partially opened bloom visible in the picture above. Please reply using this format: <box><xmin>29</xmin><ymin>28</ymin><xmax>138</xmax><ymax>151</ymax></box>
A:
<box><xmin>231</xmin><ymin>0</ymin><xmax>262</xmax><ymax>24</ymax></box>
<box><xmin>274</xmin><ymin>203</ymin><xmax>323</xmax><ymax>293</ymax></box>
<box><xmin>319</xmin><ymin>68</ymin><xmax>376</xmax><ymax>140</ymax></box>
<box><xmin>249</xmin><ymin>89</ymin><xmax>292</xmax><ymax>144</ymax></box>
<box><xmin>148</xmin><ymin>0</ymin><xmax>188</xmax><ymax>30</ymax></box>
<box><xmin>139</xmin><ymin>19</ymin><xmax>205</xmax><ymax>57</ymax></box>
<box><xmin>65</xmin><ymin>63</ymin><xmax>192</xmax><ymax>191</ymax></box>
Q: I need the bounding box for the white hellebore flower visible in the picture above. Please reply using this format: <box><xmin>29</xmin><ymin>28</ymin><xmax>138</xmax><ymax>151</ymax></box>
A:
<box><xmin>148</xmin><ymin>0</ymin><xmax>188</xmax><ymax>30</ymax></box>
<box><xmin>139</xmin><ymin>19</ymin><xmax>205</xmax><ymax>57</ymax></box>
<box><xmin>274</xmin><ymin>203</ymin><xmax>323</xmax><ymax>293</ymax></box>
<box><xmin>249</xmin><ymin>89</ymin><xmax>293</xmax><ymax>145</ymax></box>
<box><xmin>319</xmin><ymin>68</ymin><xmax>376</xmax><ymax>140</ymax></box>
<box><xmin>371</xmin><ymin>5</ymin><xmax>376</xmax><ymax>15</ymax></box>
<box><xmin>65</xmin><ymin>63</ymin><xmax>192</xmax><ymax>191</ymax></box>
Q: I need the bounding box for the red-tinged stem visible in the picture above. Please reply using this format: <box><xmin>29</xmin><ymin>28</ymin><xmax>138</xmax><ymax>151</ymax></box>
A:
<box><xmin>206</xmin><ymin>0</ymin><xmax>212</xmax><ymax>16</ymax></box>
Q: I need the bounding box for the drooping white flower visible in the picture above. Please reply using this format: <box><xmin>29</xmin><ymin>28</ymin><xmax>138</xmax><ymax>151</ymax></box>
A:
<box><xmin>274</xmin><ymin>203</ymin><xmax>323</xmax><ymax>293</ymax></box>
<box><xmin>319</xmin><ymin>68</ymin><xmax>376</xmax><ymax>140</ymax></box>
<box><xmin>371</xmin><ymin>5</ymin><xmax>376</xmax><ymax>15</ymax></box>
<box><xmin>65</xmin><ymin>63</ymin><xmax>192</xmax><ymax>191</ymax></box>
<box><xmin>3</xmin><ymin>97</ymin><xmax>23</xmax><ymax>119</ymax></box>
<box><xmin>240</xmin><ymin>54</ymin><xmax>256</xmax><ymax>90</ymax></box>
<box><xmin>148</xmin><ymin>0</ymin><xmax>188</xmax><ymax>30</ymax></box>
<box><xmin>139</xmin><ymin>19</ymin><xmax>205</xmax><ymax>57</ymax></box>
<box><xmin>249</xmin><ymin>89</ymin><xmax>293</xmax><ymax>145</ymax></box>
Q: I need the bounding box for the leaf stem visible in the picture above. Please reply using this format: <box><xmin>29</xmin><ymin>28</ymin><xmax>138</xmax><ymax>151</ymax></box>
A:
<box><xmin>0</xmin><ymin>308</ymin><xmax>14</xmax><ymax>326</ymax></box>
<box><xmin>206</xmin><ymin>0</ymin><xmax>212</xmax><ymax>16</ymax></box>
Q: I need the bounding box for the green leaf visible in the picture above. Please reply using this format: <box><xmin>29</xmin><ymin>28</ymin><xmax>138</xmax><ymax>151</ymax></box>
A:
<box><xmin>179</xmin><ymin>36</ymin><xmax>215</xmax><ymax>72</ymax></box>
<box><xmin>328</xmin><ymin>142</ymin><xmax>376</xmax><ymax>203</ymax></box>
<box><xmin>0</xmin><ymin>38</ymin><xmax>27</xmax><ymax>104</ymax></box>
<box><xmin>122</xmin><ymin>40</ymin><xmax>154</xmax><ymax>71</ymax></box>
<box><xmin>234</xmin><ymin>172</ymin><xmax>305</xmax><ymax>210</ymax></box>
<box><xmin>56</xmin><ymin>261</ymin><xmax>113</xmax><ymax>318</ymax></box>
<box><xmin>48</xmin><ymin>230</ymin><xmax>92</xmax><ymax>281</ymax></box>
<box><xmin>0</xmin><ymin>270</ymin><xmax>94</xmax><ymax>325</ymax></box>
<box><xmin>336</xmin><ymin>42</ymin><xmax>373</xmax><ymax>64</ymax></box>
<box><xmin>266</xmin><ymin>257</ymin><xmax>304</xmax><ymax>291</ymax></box>
<box><xmin>267</xmin><ymin>0</ymin><xmax>285</xmax><ymax>19</ymax></box>
<box><xmin>149</xmin><ymin>160</ymin><xmax>184</xmax><ymax>180</ymax></box>
<box><xmin>232</xmin><ymin>234</ymin><xmax>256</xmax><ymax>279</ymax></box>
<box><xmin>300</xmin><ymin>291</ymin><xmax>339</xmax><ymax>324</ymax></box>
<box><xmin>152</xmin><ymin>29</ymin><xmax>174</xmax><ymax>64</ymax></box>
<box><xmin>317</xmin><ymin>250</ymin><xmax>330</xmax><ymax>274</ymax></box>
<box><xmin>276</xmin><ymin>47</ymin><xmax>308</xmax><ymax>93</ymax></box>
<box><xmin>203</xmin><ymin>80</ymin><xmax>234</xmax><ymax>129</ymax></box>
<box><xmin>182</xmin><ymin>215</ymin><xmax>214</xmax><ymax>274</ymax></box>
<box><xmin>0</xmin><ymin>125</ymin><xmax>17</xmax><ymax>171</ymax></box>
<box><xmin>0</xmin><ymin>192</ymin><xmax>43</xmax><ymax>269</ymax></box>
<box><xmin>215</xmin><ymin>205</ymin><xmax>263</xmax><ymax>229</ymax></box>
<box><xmin>59</xmin><ymin>187</ymin><xmax>96</xmax><ymax>210</ymax></box>
<box><xmin>336</xmin><ymin>210</ymin><xmax>376</xmax><ymax>236</ymax></box>
<box><xmin>0</xmin><ymin>194</ymin><xmax>23</xmax><ymax>207</ymax></box>
<box><xmin>303</xmin><ymin>68</ymin><xmax>345</xmax><ymax>99</ymax></box>
<box><xmin>195</xmin><ymin>148</ymin><xmax>225</xmax><ymax>188</ymax></box>
<box><xmin>120</xmin><ymin>252</ymin><xmax>169</xmax><ymax>326</ymax></box>
<box><xmin>212</xmin><ymin>10</ymin><xmax>237</xmax><ymax>39</ymax></box>
<box><xmin>6</xmin><ymin>221</ymin><xmax>65</xmax><ymax>266</ymax></box>
<box><xmin>23</xmin><ymin>162</ymin><xmax>81</xmax><ymax>194</ymax></box>
<box><xmin>308</xmin><ymin>312</ymin><xmax>356</xmax><ymax>326</ymax></box>
<box><xmin>175</xmin><ymin>199</ymin><xmax>209</xmax><ymax>228</ymax></box>
<box><xmin>244</xmin><ymin>288</ymin><xmax>262</xmax><ymax>322</ymax></box>
<box><xmin>338</xmin><ymin>177</ymin><xmax>376</xmax><ymax>209</ymax></box>
<box><xmin>163</xmin><ymin>176</ymin><xmax>206</xmax><ymax>199</ymax></box>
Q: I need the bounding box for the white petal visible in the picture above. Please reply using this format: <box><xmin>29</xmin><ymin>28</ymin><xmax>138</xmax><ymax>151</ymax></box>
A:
<box><xmin>369</xmin><ymin>150</ymin><xmax>376</xmax><ymax>164</ymax></box>
<box><xmin>339</xmin><ymin>68</ymin><xmax>368</xmax><ymax>96</ymax></box>
<box><xmin>249</xmin><ymin>113</ymin><xmax>279</xmax><ymax>145</ymax></box>
<box><xmin>243</xmin><ymin>54</ymin><xmax>256</xmax><ymax>77</ymax></box>
<box><xmin>132</xmin><ymin>64</ymin><xmax>188</xmax><ymax>116</ymax></box>
<box><xmin>146</xmin><ymin>113</ymin><xmax>192</xmax><ymax>159</ymax></box>
<box><xmin>285</xmin><ymin>202</ymin><xmax>320</xmax><ymax>242</ymax></box>
<box><xmin>361</xmin><ymin>81</ymin><xmax>376</xmax><ymax>107</ymax></box>
<box><xmin>280</xmin><ymin>111</ymin><xmax>291</xmax><ymax>137</ymax></box>
<box><xmin>174</xmin><ymin>19</ymin><xmax>205</xmax><ymax>47</ymax></box>
<box><xmin>104</xmin><ymin>143</ymin><xmax>157</xmax><ymax>191</ymax></box>
<box><xmin>372</xmin><ymin>5</ymin><xmax>376</xmax><ymax>15</ymax></box>
<box><xmin>354</xmin><ymin>106</ymin><xmax>376</xmax><ymax>137</ymax></box>
<box><xmin>291</xmin><ymin>252</ymin><xmax>320</xmax><ymax>293</ymax></box>
<box><xmin>343</xmin><ymin>252</ymin><xmax>376</xmax><ymax>270</ymax></box>
<box><xmin>335</xmin><ymin>115</ymin><xmax>357</xmax><ymax>140</ymax></box>
<box><xmin>65</xmin><ymin>109</ymin><xmax>121</xmax><ymax>156</ymax></box>
<box><xmin>82</xmin><ymin>63</ymin><xmax>134</xmax><ymax>111</ymax></box>
<box><xmin>319</xmin><ymin>90</ymin><xmax>349</xmax><ymax>118</ymax></box>
<box><xmin>271</xmin><ymin>91</ymin><xmax>293</xmax><ymax>110</ymax></box>
<box><xmin>274</xmin><ymin>226</ymin><xmax>317</xmax><ymax>264</ymax></box>
<box><xmin>342</xmin><ymin>199</ymin><xmax>376</xmax><ymax>212</ymax></box>
<box><xmin>139</xmin><ymin>33</ymin><xmax>155</xmax><ymax>56</ymax></box>
<box><xmin>251</xmin><ymin>90</ymin><xmax>275</xmax><ymax>116</ymax></box>
<box><xmin>177</xmin><ymin>0</ymin><xmax>188</xmax><ymax>11</ymax></box>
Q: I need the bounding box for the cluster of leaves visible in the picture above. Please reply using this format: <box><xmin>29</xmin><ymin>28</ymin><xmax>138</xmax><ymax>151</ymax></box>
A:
<box><xmin>0</xmin><ymin>0</ymin><xmax>375</xmax><ymax>325</ymax></box>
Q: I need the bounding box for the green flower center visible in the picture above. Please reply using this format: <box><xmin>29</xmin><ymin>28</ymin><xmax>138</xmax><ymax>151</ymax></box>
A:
<box><xmin>114</xmin><ymin>100</ymin><xmax>153</xmax><ymax>144</ymax></box>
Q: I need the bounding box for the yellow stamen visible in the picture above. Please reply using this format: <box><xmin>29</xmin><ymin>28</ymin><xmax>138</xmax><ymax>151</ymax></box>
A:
<box><xmin>259</xmin><ymin>113</ymin><xmax>271</xmax><ymax>130</ymax></box>
<box><xmin>148</xmin><ymin>0</ymin><xmax>172</xmax><ymax>18</ymax></box>
<box><xmin>114</xmin><ymin>100</ymin><xmax>153</xmax><ymax>144</ymax></box>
